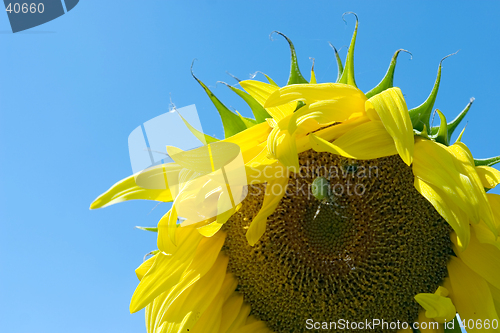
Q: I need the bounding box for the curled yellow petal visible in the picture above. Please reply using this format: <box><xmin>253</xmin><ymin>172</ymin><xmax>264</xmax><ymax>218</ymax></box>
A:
<box><xmin>476</xmin><ymin>165</ymin><xmax>500</xmax><ymax>189</ymax></box>
<box><xmin>309</xmin><ymin>120</ymin><xmax>398</xmax><ymax>160</ymax></box>
<box><xmin>414</xmin><ymin>292</ymin><xmax>456</xmax><ymax>323</ymax></box>
<box><xmin>367</xmin><ymin>87</ymin><xmax>414</xmax><ymax>166</ymax></box>
<box><xmin>266</xmin><ymin>126</ymin><xmax>299</xmax><ymax>170</ymax></box>
<box><xmin>415</xmin><ymin>310</ymin><xmax>445</xmax><ymax>332</ymax></box>
<box><xmin>90</xmin><ymin>164</ymin><xmax>179</xmax><ymax>209</ymax></box>
<box><xmin>246</xmin><ymin>174</ymin><xmax>289</xmax><ymax>246</ymax></box>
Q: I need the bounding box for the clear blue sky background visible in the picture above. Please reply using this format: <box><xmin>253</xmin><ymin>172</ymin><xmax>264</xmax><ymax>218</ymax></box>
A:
<box><xmin>1</xmin><ymin>1</ymin><xmax>499</xmax><ymax>332</ymax></box>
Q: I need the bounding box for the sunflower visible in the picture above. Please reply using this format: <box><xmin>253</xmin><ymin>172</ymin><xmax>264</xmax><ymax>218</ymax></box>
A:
<box><xmin>91</xmin><ymin>15</ymin><xmax>500</xmax><ymax>333</ymax></box>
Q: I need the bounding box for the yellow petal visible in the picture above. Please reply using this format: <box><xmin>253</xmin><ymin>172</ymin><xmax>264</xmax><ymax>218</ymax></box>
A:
<box><xmin>295</xmin><ymin>115</ymin><xmax>371</xmax><ymax>153</ymax></box>
<box><xmin>239</xmin><ymin>80</ymin><xmax>295</xmax><ymax>121</ymax></box>
<box><xmin>453</xmin><ymin>228</ymin><xmax>500</xmax><ymax>290</ymax></box>
<box><xmin>474</xmin><ymin>194</ymin><xmax>500</xmax><ymax>249</ymax></box>
<box><xmin>415</xmin><ymin>310</ymin><xmax>445</xmax><ymax>332</ymax></box>
<box><xmin>266</xmin><ymin>126</ymin><xmax>299</xmax><ymax>170</ymax></box>
<box><xmin>246</xmin><ymin>174</ymin><xmax>289</xmax><ymax>246</ymax></box>
<box><xmin>286</xmin><ymin>96</ymin><xmax>366</xmax><ymax>135</ymax></box>
<box><xmin>472</xmin><ymin>220</ymin><xmax>500</xmax><ymax>251</ymax></box>
<box><xmin>264</xmin><ymin>82</ymin><xmax>366</xmax><ymax>108</ymax></box>
<box><xmin>90</xmin><ymin>164</ymin><xmax>180</xmax><ymax>209</ymax></box>
<box><xmin>488</xmin><ymin>283</ymin><xmax>500</xmax><ymax>317</ymax></box>
<box><xmin>447</xmin><ymin>256</ymin><xmax>499</xmax><ymax>332</ymax></box>
<box><xmin>157</xmin><ymin>207</ymin><xmax>179</xmax><ymax>251</ymax></box>
<box><xmin>414</xmin><ymin>178</ymin><xmax>470</xmax><ymax>250</ymax></box>
<box><xmin>413</xmin><ymin>139</ymin><xmax>497</xmax><ymax>237</ymax></box>
<box><xmin>448</xmin><ymin>143</ymin><xmax>496</xmax><ymax>235</ymax></box>
<box><xmin>476</xmin><ymin>165</ymin><xmax>500</xmax><ymax>189</ymax></box>
<box><xmin>309</xmin><ymin>120</ymin><xmax>398</xmax><ymax>160</ymax></box>
<box><xmin>162</xmin><ymin>255</ymin><xmax>229</xmax><ymax>326</ymax></box>
<box><xmin>188</xmin><ymin>294</ymin><xmax>223</xmax><ymax>333</ymax></box>
<box><xmin>219</xmin><ymin>293</ymin><xmax>245</xmax><ymax>333</ymax></box>
<box><xmin>245</xmin><ymin>149</ymin><xmax>287</xmax><ymax>185</ymax></box>
<box><xmin>414</xmin><ymin>292</ymin><xmax>456</xmax><ymax>323</ymax></box>
<box><xmin>223</xmin><ymin>122</ymin><xmax>271</xmax><ymax>163</ymax></box>
<box><xmin>135</xmin><ymin>255</ymin><xmax>157</xmax><ymax>281</ymax></box>
<box><xmin>310</xmin><ymin>64</ymin><xmax>317</xmax><ymax>84</ymax></box>
<box><xmin>367</xmin><ymin>87</ymin><xmax>414</xmax><ymax>166</ymax></box>
<box><xmin>225</xmin><ymin>303</ymin><xmax>251</xmax><ymax>333</ymax></box>
<box><xmin>130</xmin><ymin>229</ymin><xmax>203</xmax><ymax>313</ymax></box>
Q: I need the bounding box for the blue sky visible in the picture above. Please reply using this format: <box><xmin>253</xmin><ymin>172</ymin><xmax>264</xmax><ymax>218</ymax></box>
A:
<box><xmin>1</xmin><ymin>1</ymin><xmax>499</xmax><ymax>332</ymax></box>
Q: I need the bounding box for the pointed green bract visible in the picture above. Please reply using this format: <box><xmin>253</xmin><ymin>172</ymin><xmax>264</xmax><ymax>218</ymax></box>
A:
<box><xmin>272</xmin><ymin>31</ymin><xmax>308</xmax><ymax>85</ymax></box>
<box><xmin>235</xmin><ymin>109</ymin><xmax>258</xmax><ymax>127</ymax></box>
<box><xmin>430</xmin><ymin>98</ymin><xmax>474</xmax><ymax>140</ymax></box>
<box><xmin>338</xmin><ymin>12</ymin><xmax>358</xmax><ymax>87</ymax></box>
<box><xmin>294</xmin><ymin>101</ymin><xmax>306</xmax><ymax>112</ymax></box>
<box><xmin>254</xmin><ymin>71</ymin><xmax>279</xmax><ymax>87</ymax></box>
<box><xmin>219</xmin><ymin>81</ymin><xmax>271</xmax><ymax>123</ymax></box>
<box><xmin>365</xmin><ymin>49</ymin><xmax>412</xmax><ymax>99</ymax></box>
<box><xmin>328</xmin><ymin>42</ymin><xmax>344</xmax><ymax>83</ymax></box>
<box><xmin>474</xmin><ymin>155</ymin><xmax>500</xmax><ymax>167</ymax></box>
<box><xmin>433</xmin><ymin>109</ymin><xmax>449</xmax><ymax>145</ymax></box>
<box><xmin>409</xmin><ymin>52</ymin><xmax>457</xmax><ymax>132</ymax></box>
<box><xmin>175</xmin><ymin>109</ymin><xmax>219</xmax><ymax>144</ymax></box>
<box><xmin>447</xmin><ymin>98</ymin><xmax>474</xmax><ymax>139</ymax></box>
<box><xmin>191</xmin><ymin>62</ymin><xmax>249</xmax><ymax>138</ymax></box>
<box><xmin>413</xmin><ymin>124</ymin><xmax>430</xmax><ymax>140</ymax></box>
<box><xmin>136</xmin><ymin>226</ymin><xmax>158</xmax><ymax>232</ymax></box>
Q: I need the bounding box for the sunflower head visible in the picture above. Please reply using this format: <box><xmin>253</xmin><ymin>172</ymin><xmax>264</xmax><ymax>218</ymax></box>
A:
<box><xmin>91</xmin><ymin>14</ymin><xmax>500</xmax><ymax>333</ymax></box>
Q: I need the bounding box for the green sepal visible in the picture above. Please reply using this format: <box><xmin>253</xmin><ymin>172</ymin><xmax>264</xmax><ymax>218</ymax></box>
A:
<box><xmin>294</xmin><ymin>101</ymin><xmax>306</xmax><ymax>112</ymax></box>
<box><xmin>414</xmin><ymin>124</ymin><xmax>430</xmax><ymax>140</ymax></box>
<box><xmin>271</xmin><ymin>31</ymin><xmax>308</xmax><ymax>85</ymax></box>
<box><xmin>135</xmin><ymin>226</ymin><xmax>158</xmax><ymax>232</ymax></box>
<box><xmin>328</xmin><ymin>42</ymin><xmax>344</xmax><ymax>83</ymax></box>
<box><xmin>430</xmin><ymin>98</ymin><xmax>474</xmax><ymax>140</ymax></box>
<box><xmin>175</xmin><ymin>109</ymin><xmax>219</xmax><ymax>144</ymax></box>
<box><xmin>474</xmin><ymin>155</ymin><xmax>500</xmax><ymax>167</ymax></box>
<box><xmin>338</xmin><ymin>12</ymin><xmax>358</xmax><ymax>87</ymax></box>
<box><xmin>409</xmin><ymin>52</ymin><xmax>457</xmax><ymax>132</ymax></box>
<box><xmin>219</xmin><ymin>81</ymin><xmax>271</xmax><ymax>123</ymax></box>
<box><xmin>191</xmin><ymin>61</ymin><xmax>249</xmax><ymax>138</ymax></box>
<box><xmin>365</xmin><ymin>49</ymin><xmax>412</xmax><ymax>99</ymax></box>
<box><xmin>444</xmin><ymin>317</ymin><xmax>463</xmax><ymax>333</ymax></box>
<box><xmin>235</xmin><ymin>109</ymin><xmax>258</xmax><ymax>128</ymax></box>
<box><xmin>432</xmin><ymin>109</ymin><xmax>449</xmax><ymax>145</ymax></box>
<box><xmin>447</xmin><ymin>98</ymin><xmax>474</xmax><ymax>139</ymax></box>
<box><xmin>253</xmin><ymin>71</ymin><xmax>279</xmax><ymax>87</ymax></box>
